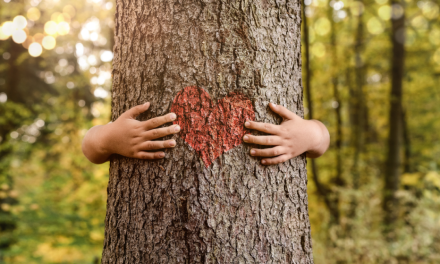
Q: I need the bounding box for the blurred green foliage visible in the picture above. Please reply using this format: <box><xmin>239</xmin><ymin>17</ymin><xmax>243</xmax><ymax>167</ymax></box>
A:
<box><xmin>0</xmin><ymin>0</ymin><xmax>113</xmax><ymax>262</ymax></box>
<box><xmin>0</xmin><ymin>0</ymin><xmax>438</xmax><ymax>263</ymax></box>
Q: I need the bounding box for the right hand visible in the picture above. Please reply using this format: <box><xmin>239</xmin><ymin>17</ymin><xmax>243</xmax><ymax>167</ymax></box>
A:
<box><xmin>104</xmin><ymin>102</ymin><xmax>180</xmax><ymax>160</ymax></box>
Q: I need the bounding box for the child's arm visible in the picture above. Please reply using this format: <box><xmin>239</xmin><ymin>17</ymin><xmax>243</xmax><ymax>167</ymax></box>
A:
<box><xmin>82</xmin><ymin>102</ymin><xmax>180</xmax><ymax>164</ymax></box>
<box><xmin>243</xmin><ymin>103</ymin><xmax>330</xmax><ymax>165</ymax></box>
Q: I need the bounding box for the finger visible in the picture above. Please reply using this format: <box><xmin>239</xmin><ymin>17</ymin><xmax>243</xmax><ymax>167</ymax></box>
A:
<box><xmin>123</xmin><ymin>102</ymin><xmax>150</xmax><ymax>119</ymax></box>
<box><xmin>250</xmin><ymin>146</ymin><xmax>285</xmax><ymax>157</ymax></box>
<box><xmin>135</xmin><ymin>151</ymin><xmax>165</xmax><ymax>160</ymax></box>
<box><xmin>144</xmin><ymin>113</ymin><xmax>177</xmax><ymax>130</ymax></box>
<box><xmin>144</xmin><ymin>125</ymin><xmax>180</xmax><ymax>140</ymax></box>
<box><xmin>244</xmin><ymin>121</ymin><xmax>278</xmax><ymax>134</ymax></box>
<box><xmin>243</xmin><ymin>134</ymin><xmax>282</xmax><ymax>146</ymax></box>
<box><xmin>261</xmin><ymin>154</ymin><xmax>290</xmax><ymax>165</ymax></box>
<box><xmin>269</xmin><ymin>103</ymin><xmax>296</xmax><ymax>120</ymax></box>
<box><xmin>139</xmin><ymin>140</ymin><xmax>176</xmax><ymax>151</ymax></box>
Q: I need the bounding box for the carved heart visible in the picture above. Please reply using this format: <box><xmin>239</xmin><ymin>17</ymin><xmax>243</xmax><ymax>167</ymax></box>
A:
<box><xmin>171</xmin><ymin>86</ymin><xmax>255</xmax><ymax>167</ymax></box>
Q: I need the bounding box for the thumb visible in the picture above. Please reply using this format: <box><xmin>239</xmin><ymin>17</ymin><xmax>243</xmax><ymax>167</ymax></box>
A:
<box><xmin>269</xmin><ymin>103</ymin><xmax>296</xmax><ymax>120</ymax></box>
<box><xmin>123</xmin><ymin>102</ymin><xmax>150</xmax><ymax>119</ymax></box>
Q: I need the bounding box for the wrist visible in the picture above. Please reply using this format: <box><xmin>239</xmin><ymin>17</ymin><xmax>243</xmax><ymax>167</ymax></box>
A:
<box><xmin>96</xmin><ymin>122</ymin><xmax>115</xmax><ymax>158</ymax></box>
<box><xmin>306</xmin><ymin>120</ymin><xmax>328</xmax><ymax>158</ymax></box>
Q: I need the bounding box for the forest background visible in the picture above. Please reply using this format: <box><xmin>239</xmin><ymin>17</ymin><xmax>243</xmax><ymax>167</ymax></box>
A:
<box><xmin>0</xmin><ymin>0</ymin><xmax>439</xmax><ymax>263</ymax></box>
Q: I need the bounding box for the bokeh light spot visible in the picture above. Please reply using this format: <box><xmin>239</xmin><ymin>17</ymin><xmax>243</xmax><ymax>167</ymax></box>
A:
<box><xmin>1</xmin><ymin>22</ymin><xmax>14</xmax><ymax>37</ymax></box>
<box><xmin>33</xmin><ymin>33</ymin><xmax>44</xmax><ymax>44</ymax></box>
<box><xmin>411</xmin><ymin>16</ymin><xmax>428</xmax><ymax>30</ymax></box>
<box><xmin>392</xmin><ymin>4</ymin><xmax>404</xmax><ymax>20</ymax></box>
<box><xmin>100</xmin><ymin>50</ymin><xmax>113</xmax><ymax>62</ymax></box>
<box><xmin>94</xmin><ymin>87</ymin><xmax>108</xmax><ymax>98</ymax></box>
<box><xmin>378</xmin><ymin>5</ymin><xmax>391</xmax><ymax>20</ymax></box>
<box><xmin>63</xmin><ymin>5</ymin><xmax>76</xmax><ymax>18</ymax></box>
<box><xmin>29</xmin><ymin>42</ymin><xmax>43</xmax><ymax>57</ymax></box>
<box><xmin>0</xmin><ymin>92</ymin><xmax>7</xmax><ymax>103</ymax></box>
<box><xmin>13</xmin><ymin>16</ymin><xmax>27</xmax><ymax>29</ymax></box>
<box><xmin>42</xmin><ymin>36</ymin><xmax>56</xmax><ymax>50</ymax></box>
<box><xmin>0</xmin><ymin>27</ymin><xmax>8</xmax><ymax>40</ymax></box>
<box><xmin>12</xmin><ymin>30</ymin><xmax>26</xmax><ymax>44</ymax></box>
<box><xmin>367</xmin><ymin>17</ymin><xmax>384</xmax><ymax>35</ymax></box>
<box><xmin>66</xmin><ymin>82</ymin><xmax>75</xmax><ymax>89</ymax></box>
<box><xmin>44</xmin><ymin>21</ymin><xmax>58</xmax><ymax>35</ymax></box>
<box><xmin>314</xmin><ymin>17</ymin><xmax>330</xmax><ymax>36</ymax></box>
<box><xmin>57</xmin><ymin>22</ymin><xmax>70</xmax><ymax>35</ymax></box>
<box><xmin>27</xmin><ymin>7</ymin><xmax>41</xmax><ymax>21</ymax></box>
<box><xmin>88</xmin><ymin>54</ymin><xmax>98</xmax><ymax>65</ymax></box>
<box><xmin>422</xmin><ymin>2</ymin><xmax>439</xmax><ymax>20</ymax></box>
<box><xmin>3</xmin><ymin>52</ymin><xmax>10</xmax><ymax>60</ymax></box>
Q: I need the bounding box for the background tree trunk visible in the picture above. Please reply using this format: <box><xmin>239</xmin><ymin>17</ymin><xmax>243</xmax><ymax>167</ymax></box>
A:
<box><xmin>383</xmin><ymin>0</ymin><xmax>405</xmax><ymax>230</ymax></box>
<box><xmin>103</xmin><ymin>0</ymin><xmax>313</xmax><ymax>263</ymax></box>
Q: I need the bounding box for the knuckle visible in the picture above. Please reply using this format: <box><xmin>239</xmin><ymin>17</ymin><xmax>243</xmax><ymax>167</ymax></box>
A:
<box><xmin>273</xmin><ymin>149</ymin><xmax>279</xmax><ymax>156</ymax></box>
<box><xmin>145</xmin><ymin>142</ymin><xmax>152</xmax><ymax>149</ymax></box>
<box><xmin>134</xmin><ymin>123</ymin><xmax>142</xmax><ymax>130</ymax></box>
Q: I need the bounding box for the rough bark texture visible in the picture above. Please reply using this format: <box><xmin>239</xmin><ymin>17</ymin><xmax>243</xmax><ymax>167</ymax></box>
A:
<box><xmin>103</xmin><ymin>0</ymin><xmax>312</xmax><ymax>263</ymax></box>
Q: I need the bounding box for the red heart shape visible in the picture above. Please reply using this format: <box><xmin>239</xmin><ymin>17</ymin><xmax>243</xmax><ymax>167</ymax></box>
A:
<box><xmin>171</xmin><ymin>86</ymin><xmax>255</xmax><ymax>167</ymax></box>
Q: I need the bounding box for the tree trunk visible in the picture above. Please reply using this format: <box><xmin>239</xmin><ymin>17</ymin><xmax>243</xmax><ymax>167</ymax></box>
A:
<box><xmin>383</xmin><ymin>0</ymin><xmax>405</xmax><ymax>229</ymax></box>
<box><xmin>328</xmin><ymin>4</ymin><xmax>343</xmax><ymax>225</ymax></box>
<box><xmin>103</xmin><ymin>1</ymin><xmax>313</xmax><ymax>263</ymax></box>
<box><xmin>402</xmin><ymin>108</ymin><xmax>412</xmax><ymax>173</ymax></box>
<box><xmin>351</xmin><ymin>0</ymin><xmax>365</xmax><ymax>191</ymax></box>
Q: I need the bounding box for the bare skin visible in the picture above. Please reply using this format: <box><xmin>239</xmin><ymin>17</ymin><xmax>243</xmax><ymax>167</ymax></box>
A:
<box><xmin>82</xmin><ymin>102</ymin><xmax>329</xmax><ymax>165</ymax></box>
<box><xmin>82</xmin><ymin>102</ymin><xmax>180</xmax><ymax>164</ymax></box>
<box><xmin>243</xmin><ymin>103</ymin><xmax>330</xmax><ymax>165</ymax></box>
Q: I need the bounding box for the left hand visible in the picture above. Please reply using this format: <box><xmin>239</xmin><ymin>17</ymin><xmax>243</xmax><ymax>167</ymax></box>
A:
<box><xmin>243</xmin><ymin>103</ymin><xmax>330</xmax><ymax>165</ymax></box>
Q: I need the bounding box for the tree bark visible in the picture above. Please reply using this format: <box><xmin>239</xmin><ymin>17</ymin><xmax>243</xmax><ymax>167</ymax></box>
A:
<box><xmin>103</xmin><ymin>0</ymin><xmax>313</xmax><ymax>263</ymax></box>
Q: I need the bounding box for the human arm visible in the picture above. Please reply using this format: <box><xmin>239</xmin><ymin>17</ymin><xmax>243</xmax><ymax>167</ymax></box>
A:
<box><xmin>82</xmin><ymin>102</ymin><xmax>180</xmax><ymax>164</ymax></box>
<box><xmin>243</xmin><ymin>103</ymin><xmax>330</xmax><ymax>165</ymax></box>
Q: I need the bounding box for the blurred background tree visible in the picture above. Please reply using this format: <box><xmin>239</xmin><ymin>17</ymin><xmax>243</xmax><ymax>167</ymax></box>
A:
<box><xmin>0</xmin><ymin>0</ymin><xmax>439</xmax><ymax>263</ymax></box>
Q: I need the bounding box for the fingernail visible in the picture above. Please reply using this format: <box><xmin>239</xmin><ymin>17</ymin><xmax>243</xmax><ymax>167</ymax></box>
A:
<box><xmin>243</xmin><ymin>135</ymin><xmax>249</xmax><ymax>141</ymax></box>
<box><xmin>245</xmin><ymin>122</ymin><xmax>250</xmax><ymax>127</ymax></box>
<box><xmin>144</xmin><ymin>102</ymin><xmax>150</xmax><ymax>106</ymax></box>
<box><xmin>170</xmin><ymin>113</ymin><xmax>177</xmax><ymax>120</ymax></box>
<box><xmin>170</xmin><ymin>140</ymin><xmax>176</xmax><ymax>147</ymax></box>
<box><xmin>271</xmin><ymin>103</ymin><xmax>277</xmax><ymax>107</ymax></box>
<box><xmin>262</xmin><ymin>160</ymin><xmax>266</xmax><ymax>164</ymax></box>
<box><xmin>159</xmin><ymin>152</ymin><xmax>165</xmax><ymax>158</ymax></box>
<box><xmin>174</xmin><ymin>125</ymin><xmax>180</xmax><ymax>132</ymax></box>
<box><xmin>250</xmin><ymin>149</ymin><xmax>255</xmax><ymax>155</ymax></box>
